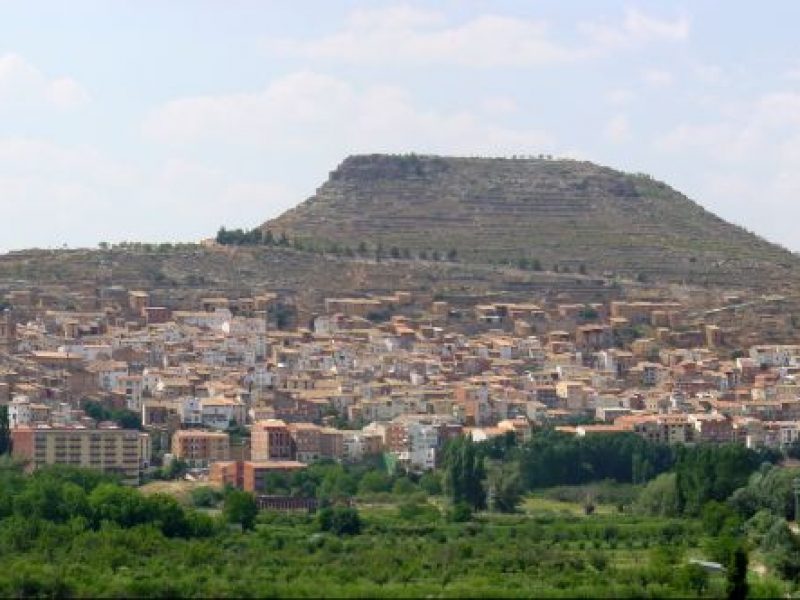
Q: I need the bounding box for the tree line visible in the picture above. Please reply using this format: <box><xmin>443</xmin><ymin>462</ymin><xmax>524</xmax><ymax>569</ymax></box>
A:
<box><xmin>215</xmin><ymin>226</ymin><xmax>462</xmax><ymax>263</ymax></box>
<box><xmin>442</xmin><ymin>430</ymin><xmax>780</xmax><ymax>515</ymax></box>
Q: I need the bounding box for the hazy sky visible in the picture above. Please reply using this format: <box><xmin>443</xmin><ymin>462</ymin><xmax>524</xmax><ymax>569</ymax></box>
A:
<box><xmin>2</xmin><ymin>1</ymin><xmax>800</xmax><ymax>251</ymax></box>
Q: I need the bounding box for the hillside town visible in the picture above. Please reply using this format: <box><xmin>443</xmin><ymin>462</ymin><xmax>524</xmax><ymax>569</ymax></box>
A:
<box><xmin>2</xmin><ymin>284</ymin><xmax>800</xmax><ymax>492</ymax></box>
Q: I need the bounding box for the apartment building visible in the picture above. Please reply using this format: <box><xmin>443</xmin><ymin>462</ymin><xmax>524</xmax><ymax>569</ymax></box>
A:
<box><xmin>209</xmin><ymin>460</ymin><xmax>307</xmax><ymax>492</ymax></box>
<box><xmin>11</xmin><ymin>425</ymin><xmax>146</xmax><ymax>483</ymax></box>
<box><xmin>243</xmin><ymin>460</ymin><xmax>307</xmax><ymax>493</ymax></box>
<box><xmin>171</xmin><ymin>429</ymin><xmax>230</xmax><ymax>467</ymax></box>
<box><xmin>251</xmin><ymin>419</ymin><xmax>295</xmax><ymax>461</ymax></box>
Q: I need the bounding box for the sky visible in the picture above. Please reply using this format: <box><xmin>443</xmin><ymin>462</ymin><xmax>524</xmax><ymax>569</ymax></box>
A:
<box><xmin>2</xmin><ymin>1</ymin><xmax>800</xmax><ymax>252</ymax></box>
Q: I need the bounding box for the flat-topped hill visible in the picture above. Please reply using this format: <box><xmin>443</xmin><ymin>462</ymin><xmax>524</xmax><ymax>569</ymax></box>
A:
<box><xmin>265</xmin><ymin>154</ymin><xmax>799</xmax><ymax>287</ymax></box>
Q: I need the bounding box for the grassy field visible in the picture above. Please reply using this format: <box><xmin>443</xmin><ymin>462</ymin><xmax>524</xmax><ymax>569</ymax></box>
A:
<box><xmin>138</xmin><ymin>479</ymin><xmax>209</xmax><ymax>505</ymax></box>
<box><xmin>522</xmin><ymin>494</ymin><xmax>618</xmax><ymax>516</ymax></box>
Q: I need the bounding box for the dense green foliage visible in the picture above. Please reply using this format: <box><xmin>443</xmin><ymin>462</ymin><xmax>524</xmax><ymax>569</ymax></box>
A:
<box><xmin>82</xmin><ymin>400</ymin><xmax>142</xmax><ymax>430</ymax></box>
<box><xmin>0</xmin><ymin>463</ymin><xmax>216</xmax><ymax>539</ymax></box>
<box><xmin>635</xmin><ymin>473</ymin><xmax>680</xmax><ymax>517</ymax></box>
<box><xmin>223</xmin><ymin>490</ymin><xmax>258</xmax><ymax>531</ymax></box>
<box><xmin>513</xmin><ymin>430</ymin><xmax>674</xmax><ymax>488</ymax></box>
<box><xmin>444</xmin><ymin>436</ymin><xmax>486</xmax><ymax>509</ymax></box>
<box><xmin>318</xmin><ymin>506</ymin><xmax>362</xmax><ymax>536</ymax></box>
<box><xmin>216</xmin><ymin>226</ymin><xmax>278</xmax><ymax>246</ymax></box>
<box><xmin>0</xmin><ymin>457</ymin><xmax>780</xmax><ymax>599</ymax></box>
<box><xmin>674</xmin><ymin>444</ymin><xmax>777</xmax><ymax>515</ymax></box>
<box><xmin>1</xmin><ymin>430</ymin><xmax>799</xmax><ymax>596</ymax></box>
<box><xmin>728</xmin><ymin>464</ymin><xmax>800</xmax><ymax>521</ymax></box>
<box><xmin>190</xmin><ymin>485</ymin><xmax>223</xmax><ymax>508</ymax></box>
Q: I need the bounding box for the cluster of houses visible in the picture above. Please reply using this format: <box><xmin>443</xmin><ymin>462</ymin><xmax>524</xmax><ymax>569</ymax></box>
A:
<box><xmin>2</xmin><ymin>284</ymin><xmax>800</xmax><ymax>490</ymax></box>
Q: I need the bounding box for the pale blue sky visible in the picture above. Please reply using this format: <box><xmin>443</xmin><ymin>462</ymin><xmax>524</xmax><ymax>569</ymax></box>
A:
<box><xmin>2</xmin><ymin>1</ymin><xmax>800</xmax><ymax>251</ymax></box>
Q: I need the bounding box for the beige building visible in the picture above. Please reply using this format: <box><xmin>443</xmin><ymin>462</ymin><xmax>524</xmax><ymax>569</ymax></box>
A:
<box><xmin>172</xmin><ymin>429</ymin><xmax>230</xmax><ymax>466</ymax></box>
<box><xmin>556</xmin><ymin>381</ymin><xmax>587</xmax><ymax>410</ymax></box>
<box><xmin>12</xmin><ymin>425</ymin><xmax>146</xmax><ymax>483</ymax></box>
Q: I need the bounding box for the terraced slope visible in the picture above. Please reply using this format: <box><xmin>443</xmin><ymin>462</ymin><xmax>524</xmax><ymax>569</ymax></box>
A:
<box><xmin>265</xmin><ymin>154</ymin><xmax>800</xmax><ymax>287</ymax></box>
<box><xmin>0</xmin><ymin>245</ymin><xmax>625</xmax><ymax>311</ymax></box>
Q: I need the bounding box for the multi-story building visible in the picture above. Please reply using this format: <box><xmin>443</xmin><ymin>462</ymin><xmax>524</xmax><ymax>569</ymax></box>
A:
<box><xmin>287</xmin><ymin>422</ymin><xmax>321</xmax><ymax>462</ymax></box>
<box><xmin>210</xmin><ymin>460</ymin><xmax>307</xmax><ymax>492</ymax></box>
<box><xmin>242</xmin><ymin>460</ymin><xmax>307</xmax><ymax>493</ymax></box>
<box><xmin>201</xmin><ymin>396</ymin><xmax>246</xmax><ymax>430</ymax></box>
<box><xmin>171</xmin><ymin>429</ymin><xmax>230</xmax><ymax>467</ymax></box>
<box><xmin>319</xmin><ymin>427</ymin><xmax>344</xmax><ymax>460</ymax></box>
<box><xmin>341</xmin><ymin>430</ymin><xmax>384</xmax><ymax>463</ymax></box>
<box><xmin>8</xmin><ymin>395</ymin><xmax>32</xmax><ymax>428</ymax></box>
<box><xmin>251</xmin><ymin>419</ymin><xmax>295</xmax><ymax>461</ymax></box>
<box><xmin>11</xmin><ymin>425</ymin><xmax>146</xmax><ymax>483</ymax></box>
<box><xmin>117</xmin><ymin>375</ymin><xmax>145</xmax><ymax>412</ymax></box>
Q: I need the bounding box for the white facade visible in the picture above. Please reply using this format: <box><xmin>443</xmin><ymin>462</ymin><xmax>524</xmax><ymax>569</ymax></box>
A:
<box><xmin>180</xmin><ymin>397</ymin><xmax>202</xmax><ymax>426</ymax></box>
<box><xmin>407</xmin><ymin>423</ymin><xmax>439</xmax><ymax>471</ymax></box>
<box><xmin>8</xmin><ymin>396</ymin><xmax>31</xmax><ymax>428</ymax></box>
<box><xmin>58</xmin><ymin>344</ymin><xmax>113</xmax><ymax>361</ymax></box>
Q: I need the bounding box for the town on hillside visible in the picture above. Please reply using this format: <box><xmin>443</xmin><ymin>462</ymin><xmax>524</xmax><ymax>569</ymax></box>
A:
<box><xmin>2</xmin><ymin>283</ymin><xmax>799</xmax><ymax>492</ymax></box>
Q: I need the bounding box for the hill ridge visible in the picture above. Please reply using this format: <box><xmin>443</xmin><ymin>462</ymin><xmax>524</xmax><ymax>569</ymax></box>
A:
<box><xmin>264</xmin><ymin>153</ymin><xmax>798</xmax><ymax>287</ymax></box>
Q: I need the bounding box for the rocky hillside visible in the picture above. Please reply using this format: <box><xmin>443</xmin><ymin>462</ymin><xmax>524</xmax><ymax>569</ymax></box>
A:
<box><xmin>265</xmin><ymin>154</ymin><xmax>800</xmax><ymax>287</ymax></box>
<box><xmin>0</xmin><ymin>245</ymin><xmax>627</xmax><ymax>313</ymax></box>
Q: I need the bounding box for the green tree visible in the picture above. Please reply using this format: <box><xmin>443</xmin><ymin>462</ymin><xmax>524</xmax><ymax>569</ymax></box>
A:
<box><xmin>675</xmin><ymin>444</ymin><xmax>768</xmax><ymax>515</ymax></box>
<box><xmin>145</xmin><ymin>493</ymin><xmax>190</xmax><ymax>537</ymax></box>
<box><xmin>444</xmin><ymin>437</ymin><xmax>486</xmax><ymax>510</ymax></box>
<box><xmin>223</xmin><ymin>490</ymin><xmax>258</xmax><ymax>531</ymax></box>
<box><xmin>357</xmin><ymin>471</ymin><xmax>392</xmax><ymax>495</ymax></box>
<box><xmin>161</xmin><ymin>458</ymin><xmax>188</xmax><ymax>480</ymax></box>
<box><xmin>318</xmin><ymin>506</ymin><xmax>361</xmax><ymax>536</ymax></box>
<box><xmin>486</xmin><ymin>459</ymin><xmax>521</xmax><ymax>513</ymax></box>
<box><xmin>419</xmin><ymin>472</ymin><xmax>442</xmax><ymax>496</ymax></box>
<box><xmin>392</xmin><ymin>477</ymin><xmax>417</xmax><ymax>496</ymax></box>
<box><xmin>89</xmin><ymin>483</ymin><xmax>148</xmax><ymax>527</ymax></box>
<box><xmin>0</xmin><ymin>405</ymin><xmax>9</xmax><ymax>455</ymax></box>
<box><xmin>726</xmin><ymin>545</ymin><xmax>748</xmax><ymax>600</ymax></box>
<box><xmin>190</xmin><ymin>486</ymin><xmax>223</xmax><ymax>508</ymax></box>
<box><xmin>635</xmin><ymin>473</ymin><xmax>679</xmax><ymax>517</ymax></box>
<box><xmin>701</xmin><ymin>500</ymin><xmax>742</xmax><ymax>536</ymax></box>
<box><xmin>676</xmin><ymin>563</ymin><xmax>709</xmax><ymax>596</ymax></box>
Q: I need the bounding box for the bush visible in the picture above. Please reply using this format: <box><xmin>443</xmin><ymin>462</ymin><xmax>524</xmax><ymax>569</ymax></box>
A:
<box><xmin>398</xmin><ymin>500</ymin><xmax>441</xmax><ymax>523</ymax></box>
<box><xmin>318</xmin><ymin>506</ymin><xmax>361</xmax><ymax>536</ymax></box>
<box><xmin>357</xmin><ymin>471</ymin><xmax>392</xmax><ymax>496</ymax></box>
<box><xmin>447</xmin><ymin>502</ymin><xmax>473</xmax><ymax>523</ymax></box>
<box><xmin>190</xmin><ymin>486</ymin><xmax>223</xmax><ymax>508</ymax></box>
<box><xmin>392</xmin><ymin>477</ymin><xmax>417</xmax><ymax>496</ymax></box>
<box><xmin>419</xmin><ymin>472</ymin><xmax>442</xmax><ymax>496</ymax></box>
<box><xmin>700</xmin><ymin>500</ymin><xmax>741</xmax><ymax>537</ymax></box>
